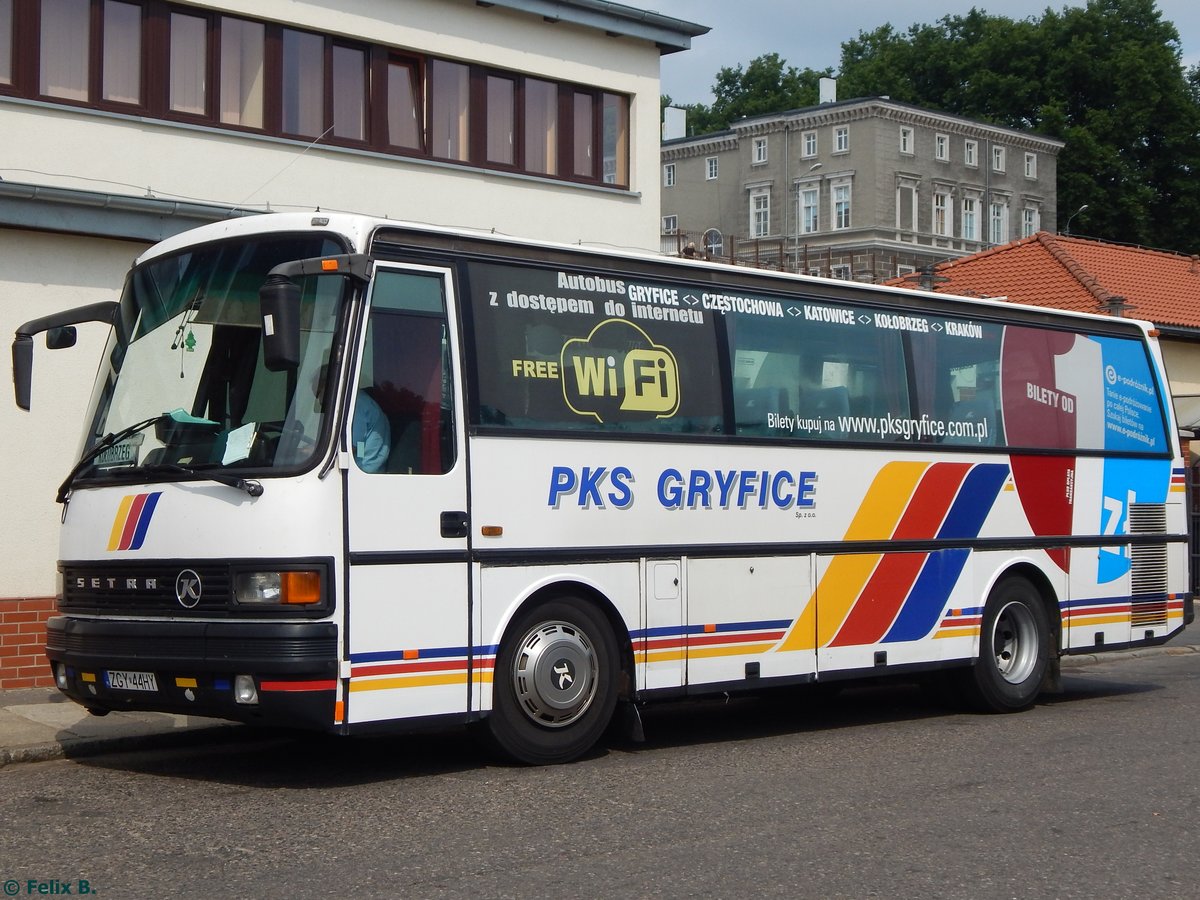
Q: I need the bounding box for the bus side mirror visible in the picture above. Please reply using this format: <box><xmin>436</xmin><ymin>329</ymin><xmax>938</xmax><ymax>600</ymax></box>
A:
<box><xmin>12</xmin><ymin>300</ymin><xmax>116</xmax><ymax>411</ymax></box>
<box><xmin>12</xmin><ymin>335</ymin><xmax>33</xmax><ymax>411</ymax></box>
<box><xmin>259</xmin><ymin>275</ymin><xmax>301</xmax><ymax>371</ymax></box>
<box><xmin>46</xmin><ymin>326</ymin><xmax>78</xmax><ymax>350</ymax></box>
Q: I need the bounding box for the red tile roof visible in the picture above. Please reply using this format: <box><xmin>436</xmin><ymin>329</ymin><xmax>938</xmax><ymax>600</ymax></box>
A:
<box><xmin>887</xmin><ymin>232</ymin><xmax>1200</xmax><ymax>331</ymax></box>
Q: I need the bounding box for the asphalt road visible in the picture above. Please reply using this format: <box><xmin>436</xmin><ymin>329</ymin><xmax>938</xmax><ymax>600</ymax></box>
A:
<box><xmin>2</xmin><ymin>650</ymin><xmax>1198</xmax><ymax>899</ymax></box>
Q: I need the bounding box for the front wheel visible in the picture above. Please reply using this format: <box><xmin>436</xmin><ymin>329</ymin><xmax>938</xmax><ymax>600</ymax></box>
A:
<box><xmin>487</xmin><ymin>598</ymin><xmax>620</xmax><ymax>764</ymax></box>
<box><xmin>961</xmin><ymin>577</ymin><xmax>1052</xmax><ymax>712</ymax></box>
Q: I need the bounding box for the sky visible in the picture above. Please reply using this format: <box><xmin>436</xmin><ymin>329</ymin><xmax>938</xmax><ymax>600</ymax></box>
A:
<box><xmin>660</xmin><ymin>0</ymin><xmax>1200</xmax><ymax>107</ymax></box>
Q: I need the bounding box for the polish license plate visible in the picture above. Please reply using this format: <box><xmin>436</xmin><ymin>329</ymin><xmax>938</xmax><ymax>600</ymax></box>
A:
<box><xmin>105</xmin><ymin>670</ymin><xmax>159</xmax><ymax>692</ymax></box>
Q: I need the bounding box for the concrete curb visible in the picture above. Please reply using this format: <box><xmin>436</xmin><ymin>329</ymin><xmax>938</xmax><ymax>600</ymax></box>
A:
<box><xmin>1059</xmin><ymin>643</ymin><xmax>1200</xmax><ymax>668</ymax></box>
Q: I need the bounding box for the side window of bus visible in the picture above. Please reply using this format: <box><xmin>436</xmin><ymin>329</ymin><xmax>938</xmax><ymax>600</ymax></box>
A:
<box><xmin>728</xmin><ymin>305</ymin><xmax>909</xmax><ymax>441</ymax></box>
<box><xmin>909</xmin><ymin>322</ymin><xmax>1004</xmax><ymax>446</ymax></box>
<box><xmin>356</xmin><ymin>271</ymin><xmax>456</xmax><ymax>475</ymax></box>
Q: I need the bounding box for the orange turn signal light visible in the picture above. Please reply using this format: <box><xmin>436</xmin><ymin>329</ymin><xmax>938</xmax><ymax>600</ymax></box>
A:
<box><xmin>281</xmin><ymin>570</ymin><xmax>323</xmax><ymax>604</ymax></box>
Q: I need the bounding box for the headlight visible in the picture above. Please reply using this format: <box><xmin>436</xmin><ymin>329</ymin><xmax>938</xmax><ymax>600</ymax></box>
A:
<box><xmin>235</xmin><ymin>570</ymin><xmax>322</xmax><ymax>605</ymax></box>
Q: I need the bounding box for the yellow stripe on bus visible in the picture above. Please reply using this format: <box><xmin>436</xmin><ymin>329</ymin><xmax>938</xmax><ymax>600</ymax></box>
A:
<box><xmin>107</xmin><ymin>494</ymin><xmax>135</xmax><ymax>551</ymax></box>
<box><xmin>781</xmin><ymin>461</ymin><xmax>928</xmax><ymax>652</ymax></box>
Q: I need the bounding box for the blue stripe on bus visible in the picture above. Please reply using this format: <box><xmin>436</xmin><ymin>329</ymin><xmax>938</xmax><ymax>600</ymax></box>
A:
<box><xmin>882</xmin><ymin>464</ymin><xmax>1008</xmax><ymax>643</ymax></box>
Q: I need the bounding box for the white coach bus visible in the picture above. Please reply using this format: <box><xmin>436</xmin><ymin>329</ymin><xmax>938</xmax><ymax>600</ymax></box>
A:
<box><xmin>13</xmin><ymin>213</ymin><xmax>1192</xmax><ymax>763</ymax></box>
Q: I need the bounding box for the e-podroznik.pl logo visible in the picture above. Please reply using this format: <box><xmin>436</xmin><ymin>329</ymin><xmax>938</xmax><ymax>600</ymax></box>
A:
<box><xmin>3</xmin><ymin>880</ymin><xmax>95</xmax><ymax>896</ymax></box>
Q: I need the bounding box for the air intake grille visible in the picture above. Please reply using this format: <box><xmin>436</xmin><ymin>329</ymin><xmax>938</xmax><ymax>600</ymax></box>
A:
<box><xmin>1128</xmin><ymin>503</ymin><xmax>1169</xmax><ymax>627</ymax></box>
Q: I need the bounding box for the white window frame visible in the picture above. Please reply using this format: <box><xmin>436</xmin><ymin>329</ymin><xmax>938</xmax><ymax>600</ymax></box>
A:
<box><xmin>964</xmin><ymin>139</ymin><xmax>978</xmax><ymax>167</ymax></box>
<box><xmin>992</xmin><ymin>145</ymin><xmax>1006</xmax><ymax>173</ymax></box>
<box><xmin>703</xmin><ymin>228</ymin><xmax>724</xmax><ymax>256</ymax></box>
<box><xmin>750</xmin><ymin>188</ymin><xmax>770</xmax><ymax>237</ymax></box>
<box><xmin>989</xmin><ymin>200</ymin><xmax>1008</xmax><ymax>243</ymax></box>
<box><xmin>1024</xmin><ymin>152</ymin><xmax>1037</xmax><ymax>179</ymax></box>
<box><xmin>935</xmin><ymin>133</ymin><xmax>949</xmax><ymax>161</ymax></box>
<box><xmin>961</xmin><ymin>196</ymin><xmax>978</xmax><ymax>242</ymax></box>
<box><xmin>663</xmin><ymin>163</ymin><xmax>676</xmax><ymax>187</ymax></box>
<box><xmin>800</xmin><ymin>186</ymin><xmax>819</xmax><ymax>234</ymax></box>
<box><xmin>1021</xmin><ymin>205</ymin><xmax>1040</xmax><ymax>238</ymax></box>
<box><xmin>831</xmin><ymin>263</ymin><xmax>851</xmax><ymax>280</ymax></box>
<box><xmin>753</xmin><ymin>136</ymin><xmax>768</xmax><ymax>165</ymax></box>
<box><xmin>834</xmin><ymin>126</ymin><xmax>849</xmax><ymax>154</ymax></box>
<box><xmin>933</xmin><ymin>190</ymin><xmax>953</xmax><ymax>237</ymax></box>
<box><xmin>897</xmin><ymin>180</ymin><xmax>919</xmax><ymax>232</ymax></box>
<box><xmin>662</xmin><ymin>215</ymin><xmax>678</xmax><ymax>234</ymax></box>
<box><xmin>899</xmin><ymin>126</ymin><xmax>914</xmax><ymax>155</ymax></box>
<box><xmin>802</xmin><ymin>130</ymin><xmax>817</xmax><ymax>158</ymax></box>
<box><xmin>706</xmin><ymin>156</ymin><xmax>719</xmax><ymax>180</ymax></box>
<box><xmin>832</xmin><ymin>181</ymin><xmax>851</xmax><ymax>230</ymax></box>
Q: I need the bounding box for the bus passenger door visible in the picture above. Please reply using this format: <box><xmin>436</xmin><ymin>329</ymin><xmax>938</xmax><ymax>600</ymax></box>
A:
<box><xmin>342</xmin><ymin>264</ymin><xmax>470</xmax><ymax>725</ymax></box>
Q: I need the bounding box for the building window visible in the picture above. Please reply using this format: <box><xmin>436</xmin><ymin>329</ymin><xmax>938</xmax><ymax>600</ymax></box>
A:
<box><xmin>899</xmin><ymin>126</ymin><xmax>914</xmax><ymax>155</ymax></box>
<box><xmin>964</xmin><ymin>139</ymin><xmax>978</xmax><ymax>167</ymax></box>
<box><xmin>990</xmin><ymin>201</ymin><xmax>1008</xmax><ymax>243</ymax></box>
<box><xmin>896</xmin><ymin>264</ymin><xmax>916</xmax><ymax>277</ymax></box>
<box><xmin>706</xmin><ymin>156</ymin><xmax>719</xmax><ymax>180</ymax></box>
<box><xmin>281</xmin><ymin>28</ymin><xmax>324</xmax><ymax>138</ymax></box>
<box><xmin>430</xmin><ymin>58</ymin><xmax>470</xmax><ymax>161</ymax></box>
<box><xmin>662</xmin><ymin>215</ymin><xmax>678</xmax><ymax>234</ymax></box>
<box><xmin>524</xmin><ymin>77</ymin><xmax>557</xmax><ymax>174</ymax></box>
<box><xmin>602</xmin><ymin>93</ymin><xmax>629</xmax><ymax>186</ymax></box>
<box><xmin>102</xmin><ymin>1</ymin><xmax>142</xmax><ymax>105</ymax></box>
<box><xmin>387</xmin><ymin>57</ymin><xmax>422</xmax><ymax>150</ymax></box>
<box><xmin>220</xmin><ymin>16</ymin><xmax>265</xmax><ymax>129</ymax></box>
<box><xmin>17</xmin><ymin>3</ymin><xmax>628</xmax><ymax>189</ymax></box>
<box><xmin>663</xmin><ymin>163</ymin><xmax>676</xmax><ymax>188</ymax></box>
<box><xmin>800</xmin><ymin>187</ymin><xmax>819</xmax><ymax>234</ymax></box>
<box><xmin>169</xmin><ymin>11</ymin><xmax>206</xmax><ymax>116</ymax></box>
<box><xmin>897</xmin><ymin>183</ymin><xmax>918</xmax><ymax>231</ymax></box>
<box><xmin>571</xmin><ymin>91</ymin><xmax>594</xmax><ymax>178</ymax></box>
<box><xmin>753</xmin><ymin>137</ymin><xmax>768</xmax><ymax>164</ymax></box>
<box><xmin>831</xmin><ymin>264</ymin><xmax>851</xmax><ymax>280</ymax></box>
<box><xmin>832</xmin><ymin>182</ymin><xmax>851</xmax><ymax>230</ymax></box>
<box><xmin>802</xmin><ymin>130</ymin><xmax>817</xmax><ymax>158</ymax></box>
<box><xmin>1022</xmin><ymin>206</ymin><xmax>1040</xmax><ymax>238</ymax></box>
<box><xmin>992</xmin><ymin>145</ymin><xmax>1006</xmax><ymax>172</ymax></box>
<box><xmin>751</xmin><ymin>189</ymin><xmax>770</xmax><ymax>237</ymax></box>
<box><xmin>962</xmin><ymin>196</ymin><xmax>978</xmax><ymax>241</ymax></box>
<box><xmin>703</xmin><ymin>228</ymin><xmax>723</xmax><ymax>256</ymax></box>
<box><xmin>834</xmin><ymin>126</ymin><xmax>849</xmax><ymax>153</ymax></box>
<box><xmin>933</xmin><ymin>191</ymin><xmax>952</xmax><ymax>237</ymax></box>
<box><xmin>935</xmin><ymin>133</ymin><xmax>949</xmax><ymax>161</ymax></box>
<box><xmin>1024</xmin><ymin>152</ymin><xmax>1037</xmax><ymax>179</ymax></box>
<box><xmin>333</xmin><ymin>45</ymin><xmax>367</xmax><ymax>142</ymax></box>
<box><xmin>0</xmin><ymin>0</ymin><xmax>12</xmax><ymax>85</ymax></box>
<box><xmin>40</xmin><ymin>0</ymin><xmax>90</xmax><ymax>101</ymax></box>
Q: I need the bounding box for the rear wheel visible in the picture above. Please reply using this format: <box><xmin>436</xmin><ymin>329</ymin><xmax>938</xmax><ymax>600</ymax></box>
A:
<box><xmin>961</xmin><ymin>577</ymin><xmax>1052</xmax><ymax>712</ymax></box>
<box><xmin>488</xmin><ymin>598</ymin><xmax>619</xmax><ymax>764</ymax></box>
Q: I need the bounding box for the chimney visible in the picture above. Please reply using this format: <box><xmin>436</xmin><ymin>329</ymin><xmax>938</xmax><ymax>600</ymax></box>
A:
<box><xmin>819</xmin><ymin>77</ymin><xmax>837</xmax><ymax>104</ymax></box>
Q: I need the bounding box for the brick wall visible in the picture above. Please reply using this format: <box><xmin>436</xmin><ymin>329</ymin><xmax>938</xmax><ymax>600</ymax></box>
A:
<box><xmin>0</xmin><ymin>597</ymin><xmax>55</xmax><ymax>689</ymax></box>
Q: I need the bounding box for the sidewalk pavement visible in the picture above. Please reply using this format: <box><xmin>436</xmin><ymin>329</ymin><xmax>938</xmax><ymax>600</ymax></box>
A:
<box><xmin>3</xmin><ymin>644</ymin><xmax>1198</xmax><ymax>768</ymax></box>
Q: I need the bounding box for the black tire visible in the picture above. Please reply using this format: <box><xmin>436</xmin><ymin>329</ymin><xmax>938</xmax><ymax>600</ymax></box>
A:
<box><xmin>488</xmin><ymin>598</ymin><xmax>620</xmax><ymax>765</ymax></box>
<box><xmin>961</xmin><ymin>576</ymin><xmax>1052</xmax><ymax>712</ymax></box>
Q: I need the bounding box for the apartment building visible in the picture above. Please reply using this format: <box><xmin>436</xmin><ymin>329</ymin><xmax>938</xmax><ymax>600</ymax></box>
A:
<box><xmin>0</xmin><ymin>0</ymin><xmax>706</xmax><ymax>687</ymax></box>
<box><xmin>660</xmin><ymin>91</ymin><xmax>1064</xmax><ymax>281</ymax></box>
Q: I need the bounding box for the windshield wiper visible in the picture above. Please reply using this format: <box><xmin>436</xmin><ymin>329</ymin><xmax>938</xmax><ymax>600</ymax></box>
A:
<box><xmin>57</xmin><ymin>414</ymin><xmax>163</xmax><ymax>504</ymax></box>
<box><xmin>138</xmin><ymin>463</ymin><xmax>263</xmax><ymax>498</ymax></box>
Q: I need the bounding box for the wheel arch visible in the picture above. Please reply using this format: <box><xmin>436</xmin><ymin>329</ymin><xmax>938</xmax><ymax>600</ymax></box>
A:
<box><xmin>495</xmin><ymin>578</ymin><xmax>637</xmax><ymax>701</ymax></box>
<box><xmin>981</xmin><ymin>559</ymin><xmax>1063</xmax><ymax>655</ymax></box>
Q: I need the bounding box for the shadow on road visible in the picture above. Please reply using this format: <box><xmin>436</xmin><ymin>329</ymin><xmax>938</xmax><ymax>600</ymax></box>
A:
<box><xmin>70</xmin><ymin>668</ymin><xmax>1160</xmax><ymax>787</ymax></box>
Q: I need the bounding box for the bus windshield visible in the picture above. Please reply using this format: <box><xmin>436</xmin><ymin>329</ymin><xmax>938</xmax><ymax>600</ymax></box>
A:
<box><xmin>76</xmin><ymin>233</ymin><xmax>348</xmax><ymax>483</ymax></box>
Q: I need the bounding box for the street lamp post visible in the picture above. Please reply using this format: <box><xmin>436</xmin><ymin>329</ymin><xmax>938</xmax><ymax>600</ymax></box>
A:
<box><xmin>1064</xmin><ymin>203</ymin><xmax>1088</xmax><ymax>235</ymax></box>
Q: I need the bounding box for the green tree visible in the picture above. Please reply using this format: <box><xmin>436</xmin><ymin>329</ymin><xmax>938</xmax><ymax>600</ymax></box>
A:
<box><xmin>664</xmin><ymin>53</ymin><xmax>831</xmax><ymax>135</ymax></box>
<box><xmin>675</xmin><ymin>1</ymin><xmax>1200</xmax><ymax>252</ymax></box>
<box><xmin>836</xmin><ymin>0</ymin><xmax>1200</xmax><ymax>252</ymax></box>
